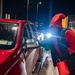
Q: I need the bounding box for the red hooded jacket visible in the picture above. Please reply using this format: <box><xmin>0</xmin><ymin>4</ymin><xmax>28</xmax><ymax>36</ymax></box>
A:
<box><xmin>50</xmin><ymin>13</ymin><xmax>75</xmax><ymax>54</ymax></box>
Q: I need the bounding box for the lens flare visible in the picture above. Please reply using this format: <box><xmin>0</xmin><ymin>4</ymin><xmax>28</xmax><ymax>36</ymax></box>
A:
<box><xmin>46</xmin><ymin>33</ymin><xmax>52</xmax><ymax>38</ymax></box>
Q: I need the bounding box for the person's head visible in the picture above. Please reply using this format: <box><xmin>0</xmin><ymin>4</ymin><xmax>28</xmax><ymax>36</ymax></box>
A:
<box><xmin>50</xmin><ymin>13</ymin><xmax>66</xmax><ymax>35</ymax></box>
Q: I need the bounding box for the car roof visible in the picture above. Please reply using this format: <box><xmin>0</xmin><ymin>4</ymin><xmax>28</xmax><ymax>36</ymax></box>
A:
<box><xmin>0</xmin><ymin>19</ymin><xmax>29</xmax><ymax>23</ymax></box>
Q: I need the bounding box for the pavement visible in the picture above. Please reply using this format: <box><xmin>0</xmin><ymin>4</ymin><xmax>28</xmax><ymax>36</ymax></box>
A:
<box><xmin>39</xmin><ymin>51</ymin><xmax>59</xmax><ymax>75</ymax></box>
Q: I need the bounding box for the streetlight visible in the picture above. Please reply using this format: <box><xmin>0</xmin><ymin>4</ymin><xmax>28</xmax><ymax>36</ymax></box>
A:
<box><xmin>36</xmin><ymin>2</ymin><xmax>42</xmax><ymax>23</ymax></box>
<box><xmin>27</xmin><ymin>0</ymin><xmax>29</xmax><ymax>21</ymax></box>
<box><xmin>0</xmin><ymin>0</ymin><xmax>3</xmax><ymax>18</ymax></box>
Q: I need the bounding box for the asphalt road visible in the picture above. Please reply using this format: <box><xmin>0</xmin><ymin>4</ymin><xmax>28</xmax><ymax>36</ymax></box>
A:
<box><xmin>39</xmin><ymin>51</ymin><xmax>59</xmax><ymax>75</ymax></box>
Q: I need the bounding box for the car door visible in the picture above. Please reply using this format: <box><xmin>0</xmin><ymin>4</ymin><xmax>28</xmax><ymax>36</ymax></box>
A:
<box><xmin>23</xmin><ymin>23</ymin><xmax>41</xmax><ymax>75</ymax></box>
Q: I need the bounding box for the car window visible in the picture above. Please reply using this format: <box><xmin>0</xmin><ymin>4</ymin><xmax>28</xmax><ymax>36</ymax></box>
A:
<box><xmin>27</xmin><ymin>24</ymin><xmax>38</xmax><ymax>39</ymax></box>
<box><xmin>23</xmin><ymin>25</ymin><xmax>29</xmax><ymax>39</ymax></box>
<box><xmin>27</xmin><ymin>25</ymin><xmax>32</xmax><ymax>39</ymax></box>
<box><xmin>30</xmin><ymin>24</ymin><xmax>37</xmax><ymax>38</ymax></box>
<box><xmin>0</xmin><ymin>23</ymin><xmax>19</xmax><ymax>49</ymax></box>
<box><xmin>23</xmin><ymin>24</ymin><xmax>38</xmax><ymax>40</ymax></box>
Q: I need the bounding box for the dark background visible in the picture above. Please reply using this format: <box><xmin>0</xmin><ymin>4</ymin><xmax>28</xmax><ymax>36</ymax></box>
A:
<box><xmin>3</xmin><ymin>0</ymin><xmax>75</xmax><ymax>29</ymax></box>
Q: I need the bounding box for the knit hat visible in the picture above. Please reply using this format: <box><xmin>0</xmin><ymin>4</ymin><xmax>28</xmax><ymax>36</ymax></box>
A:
<box><xmin>50</xmin><ymin>13</ymin><xmax>66</xmax><ymax>27</ymax></box>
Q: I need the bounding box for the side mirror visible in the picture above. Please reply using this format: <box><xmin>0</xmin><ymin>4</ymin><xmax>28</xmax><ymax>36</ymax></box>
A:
<box><xmin>26</xmin><ymin>39</ymin><xmax>39</xmax><ymax>49</ymax></box>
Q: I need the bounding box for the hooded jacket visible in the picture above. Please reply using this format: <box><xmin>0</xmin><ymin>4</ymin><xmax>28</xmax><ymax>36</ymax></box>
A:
<box><xmin>50</xmin><ymin>13</ymin><xmax>75</xmax><ymax>66</ymax></box>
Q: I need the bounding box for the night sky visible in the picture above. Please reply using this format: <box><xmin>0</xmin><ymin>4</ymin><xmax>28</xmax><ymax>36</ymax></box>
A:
<box><xmin>3</xmin><ymin>0</ymin><xmax>75</xmax><ymax>28</ymax></box>
<box><xmin>52</xmin><ymin>0</ymin><xmax>75</xmax><ymax>16</ymax></box>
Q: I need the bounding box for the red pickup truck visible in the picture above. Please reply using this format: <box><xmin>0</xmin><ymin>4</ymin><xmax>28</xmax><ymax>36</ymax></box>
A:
<box><xmin>0</xmin><ymin>19</ymin><xmax>42</xmax><ymax>75</ymax></box>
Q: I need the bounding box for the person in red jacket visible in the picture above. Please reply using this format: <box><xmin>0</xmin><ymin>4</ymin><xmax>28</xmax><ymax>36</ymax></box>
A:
<box><xmin>50</xmin><ymin>13</ymin><xmax>75</xmax><ymax>75</ymax></box>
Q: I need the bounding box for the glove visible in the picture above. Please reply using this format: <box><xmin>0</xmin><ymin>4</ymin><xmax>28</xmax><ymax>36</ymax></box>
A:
<box><xmin>39</xmin><ymin>38</ymin><xmax>50</xmax><ymax>51</ymax></box>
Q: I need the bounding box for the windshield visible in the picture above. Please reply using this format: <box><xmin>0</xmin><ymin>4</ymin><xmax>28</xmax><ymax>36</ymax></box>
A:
<box><xmin>0</xmin><ymin>22</ymin><xmax>19</xmax><ymax>49</ymax></box>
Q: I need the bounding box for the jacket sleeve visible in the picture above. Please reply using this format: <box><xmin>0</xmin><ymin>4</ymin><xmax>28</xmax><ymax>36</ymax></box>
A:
<box><xmin>65</xmin><ymin>30</ymin><xmax>75</xmax><ymax>54</ymax></box>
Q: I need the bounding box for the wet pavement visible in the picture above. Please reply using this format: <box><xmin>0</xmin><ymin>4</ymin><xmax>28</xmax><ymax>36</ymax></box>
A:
<box><xmin>39</xmin><ymin>51</ymin><xmax>59</xmax><ymax>75</ymax></box>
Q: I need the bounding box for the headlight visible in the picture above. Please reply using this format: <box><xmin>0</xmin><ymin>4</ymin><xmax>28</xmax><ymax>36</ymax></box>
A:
<box><xmin>46</xmin><ymin>33</ymin><xmax>52</xmax><ymax>38</ymax></box>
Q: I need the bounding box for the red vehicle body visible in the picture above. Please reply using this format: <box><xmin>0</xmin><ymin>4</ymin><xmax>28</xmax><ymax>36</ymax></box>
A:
<box><xmin>0</xmin><ymin>19</ymin><xmax>42</xmax><ymax>75</ymax></box>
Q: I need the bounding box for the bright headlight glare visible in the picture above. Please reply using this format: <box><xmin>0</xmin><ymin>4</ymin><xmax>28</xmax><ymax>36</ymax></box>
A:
<box><xmin>46</xmin><ymin>33</ymin><xmax>52</xmax><ymax>38</ymax></box>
